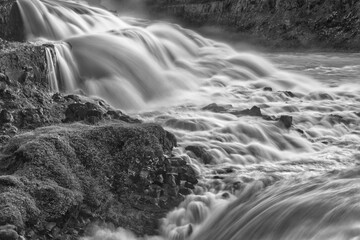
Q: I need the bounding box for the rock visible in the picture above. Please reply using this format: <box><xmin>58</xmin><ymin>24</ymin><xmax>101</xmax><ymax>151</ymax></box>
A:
<box><xmin>282</xmin><ymin>91</ymin><xmax>295</xmax><ymax>98</ymax></box>
<box><xmin>0</xmin><ymin>123</ymin><xmax>18</xmax><ymax>135</ymax></box>
<box><xmin>0</xmin><ymin>135</ymin><xmax>10</xmax><ymax>145</ymax></box>
<box><xmin>52</xmin><ymin>93</ymin><xmax>63</xmax><ymax>102</ymax></box>
<box><xmin>231</xmin><ymin>106</ymin><xmax>262</xmax><ymax>117</ymax></box>
<box><xmin>202</xmin><ymin>103</ymin><xmax>232</xmax><ymax>113</ymax></box>
<box><xmin>63</xmin><ymin>102</ymin><xmax>105</xmax><ymax>123</ymax></box>
<box><xmin>106</xmin><ymin>110</ymin><xmax>140</xmax><ymax>123</ymax></box>
<box><xmin>185</xmin><ymin>145</ymin><xmax>213</xmax><ymax>164</ymax></box>
<box><xmin>19</xmin><ymin>108</ymin><xmax>47</xmax><ymax>129</ymax></box>
<box><xmin>263</xmin><ymin>87</ymin><xmax>272</xmax><ymax>91</ymax></box>
<box><xmin>0</xmin><ymin>110</ymin><xmax>14</xmax><ymax>124</ymax></box>
<box><xmin>278</xmin><ymin>115</ymin><xmax>293</xmax><ymax>128</ymax></box>
<box><xmin>0</xmin><ymin>122</ymin><xmax>196</xmax><ymax>236</ymax></box>
<box><xmin>0</xmin><ymin>0</ymin><xmax>25</xmax><ymax>41</ymax></box>
<box><xmin>179</xmin><ymin>187</ymin><xmax>193</xmax><ymax>195</ymax></box>
<box><xmin>148</xmin><ymin>0</ymin><xmax>360</xmax><ymax>50</ymax></box>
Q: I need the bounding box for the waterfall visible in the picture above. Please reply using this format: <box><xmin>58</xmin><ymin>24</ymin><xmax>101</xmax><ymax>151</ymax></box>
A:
<box><xmin>16</xmin><ymin>0</ymin><xmax>360</xmax><ymax>239</ymax></box>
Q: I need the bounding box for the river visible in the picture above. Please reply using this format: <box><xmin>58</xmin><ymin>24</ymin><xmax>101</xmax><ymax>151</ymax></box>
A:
<box><xmin>16</xmin><ymin>0</ymin><xmax>360</xmax><ymax>239</ymax></box>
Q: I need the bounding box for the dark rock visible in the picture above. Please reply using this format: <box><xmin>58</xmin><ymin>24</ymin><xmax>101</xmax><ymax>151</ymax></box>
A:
<box><xmin>0</xmin><ymin>135</ymin><xmax>10</xmax><ymax>145</ymax></box>
<box><xmin>0</xmin><ymin>0</ymin><xmax>25</xmax><ymax>41</ymax></box>
<box><xmin>0</xmin><ymin>110</ymin><xmax>14</xmax><ymax>124</ymax></box>
<box><xmin>231</xmin><ymin>106</ymin><xmax>262</xmax><ymax>117</ymax></box>
<box><xmin>52</xmin><ymin>93</ymin><xmax>63</xmax><ymax>102</ymax></box>
<box><xmin>185</xmin><ymin>145</ymin><xmax>213</xmax><ymax>164</ymax></box>
<box><xmin>184</xmin><ymin>182</ymin><xmax>195</xmax><ymax>189</ymax></box>
<box><xmin>263</xmin><ymin>87</ymin><xmax>272</xmax><ymax>91</ymax></box>
<box><xmin>0</xmin><ymin>122</ymin><xmax>196</xmax><ymax>236</ymax></box>
<box><xmin>0</xmin><ymin>123</ymin><xmax>17</xmax><ymax>135</ymax></box>
<box><xmin>278</xmin><ymin>115</ymin><xmax>293</xmax><ymax>128</ymax></box>
<box><xmin>19</xmin><ymin>108</ymin><xmax>47</xmax><ymax>129</ymax></box>
<box><xmin>282</xmin><ymin>91</ymin><xmax>295</xmax><ymax>98</ymax></box>
<box><xmin>64</xmin><ymin>94</ymin><xmax>81</xmax><ymax>102</ymax></box>
<box><xmin>106</xmin><ymin>110</ymin><xmax>141</xmax><ymax>123</ymax></box>
<box><xmin>202</xmin><ymin>103</ymin><xmax>232</xmax><ymax>113</ymax></box>
<box><xmin>179</xmin><ymin>187</ymin><xmax>193</xmax><ymax>195</ymax></box>
<box><xmin>148</xmin><ymin>0</ymin><xmax>360</xmax><ymax>50</ymax></box>
<box><xmin>64</xmin><ymin>102</ymin><xmax>105</xmax><ymax>123</ymax></box>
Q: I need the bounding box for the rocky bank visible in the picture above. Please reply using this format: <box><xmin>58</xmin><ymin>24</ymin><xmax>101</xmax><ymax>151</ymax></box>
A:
<box><xmin>147</xmin><ymin>0</ymin><xmax>360</xmax><ymax>50</ymax></box>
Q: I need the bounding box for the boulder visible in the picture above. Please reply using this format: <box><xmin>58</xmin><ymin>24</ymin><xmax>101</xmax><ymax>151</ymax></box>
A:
<box><xmin>0</xmin><ymin>122</ymin><xmax>196</xmax><ymax>237</ymax></box>
<box><xmin>278</xmin><ymin>115</ymin><xmax>292</xmax><ymax>128</ymax></box>
<box><xmin>231</xmin><ymin>106</ymin><xmax>262</xmax><ymax>117</ymax></box>
<box><xmin>202</xmin><ymin>103</ymin><xmax>232</xmax><ymax>113</ymax></box>
<box><xmin>185</xmin><ymin>145</ymin><xmax>213</xmax><ymax>164</ymax></box>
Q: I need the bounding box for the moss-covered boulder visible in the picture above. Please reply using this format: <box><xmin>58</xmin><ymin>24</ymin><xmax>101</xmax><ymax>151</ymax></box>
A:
<box><xmin>0</xmin><ymin>122</ymin><xmax>196</xmax><ymax>239</ymax></box>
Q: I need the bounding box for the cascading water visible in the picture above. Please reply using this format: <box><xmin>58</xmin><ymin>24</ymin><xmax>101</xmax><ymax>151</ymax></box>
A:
<box><xmin>16</xmin><ymin>0</ymin><xmax>360</xmax><ymax>239</ymax></box>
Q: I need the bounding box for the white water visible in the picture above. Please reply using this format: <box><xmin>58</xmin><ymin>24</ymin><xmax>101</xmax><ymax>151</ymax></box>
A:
<box><xmin>17</xmin><ymin>0</ymin><xmax>360</xmax><ymax>239</ymax></box>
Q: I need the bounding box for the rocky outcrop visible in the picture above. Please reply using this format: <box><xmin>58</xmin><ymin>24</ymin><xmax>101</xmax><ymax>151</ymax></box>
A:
<box><xmin>0</xmin><ymin>0</ymin><xmax>25</xmax><ymax>41</ymax></box>
<box><xmin>147</xmin><ymin>0</ymin><xmax>360</xmax><ymax>50</ymax></box>
<box><xmin>0</xmin><ymin>122</ymin><xmax>197</xmax><ymax>239</ymax></box>
<box><xmin>0</xmin><ymin>35</ymin><xmax>198</xmax><ymax>239</ymax></box>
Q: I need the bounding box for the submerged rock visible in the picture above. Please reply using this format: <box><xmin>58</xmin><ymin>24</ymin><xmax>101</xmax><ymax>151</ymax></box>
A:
<box><xmin>202</xmin><ymin>103</ymin><xmax>232</xmax><ymax>113</ymax></box>
<box><xmin>231</xmin><ymin>106</ymin><xmax>262</xmax><ymax>117</ymax></box>
<box><xmin>278</xmin><ymin>115</ymin><xmax>293</xmax><ymax>128</ymax></box>
<box><xmin>185</xmin><ymin>145</ymin><xmax>213</xmax><ymax>164</ymax></box>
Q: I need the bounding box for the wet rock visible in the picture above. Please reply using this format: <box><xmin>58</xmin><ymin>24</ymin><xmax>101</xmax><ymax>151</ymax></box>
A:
<box><xmin>263</xmin><ymin>87</ymin><xmax>272</xmax><ymax>91</ymax></box>
<box><xmin>0</xmin><ymin>123</ymin><xmax>18</xmax><ymax>135</ymax></box>
<box><xmin>0</xmin><ymin>0</ymin><xmax>25</xmax><ymax>41</ymax></box>
<box><xmin>278</xmin><ymin>115</ymin><xmax>293</xmax><ymax>128</ymax></box>
<box><xmin>19</xmin><ymin>108</ymin><xmax>47</xmax><ymax>129</ymax></box>
<box><xmin>0</xmin><ymin>122</ymin><xmax>194</xmax><ymax>236</ymax></box>
<box><xmin>202</xmin><ymin>103</ymin><xmax>232</xmax><ymax>113</ymax></box>
<box><xmin>281</xmin><ymin>91</ymin><xmax>295</xmax><ymax>98</ymax></box>
<box><xmin>52</xmin><ymin>93</ymin><xmax>63</xmax><ymax>102</ymax></box>
<box><xmin>64</xmin><ymin>94</ymin><xmax>81</xmax><ymax>102</ymax></box>
<box><xmin>0</xmin><ymin>110</ymin><xmax>14</xmax><ymax>124</ymax></box>
<box><xmin>106</xmin><ymin>110</ymin><xmax>141</xmax><ymax>123</ymax></box>
<box><xmin>231</xmin><ymin>106</ymin><xmax>262</xmax><ymax>117</ymax></box>
<box><xmin>63</xmin><ymin>102</ymin><xmax>105</xmax><ymax>123</ymax></box>
<box><xmin>179</xmin><ymin>187</ymin><xmax>193</xmax><ymax>195</ymax></box>
<box><xmin>0</xmin><ymin>135</ymin><xmax>10</xmax><ymax>145</ymax></box>
<box><xmin>185</xmin><ymin>145</ymin><xmax>213</xmax><ymax>164</ymax></box>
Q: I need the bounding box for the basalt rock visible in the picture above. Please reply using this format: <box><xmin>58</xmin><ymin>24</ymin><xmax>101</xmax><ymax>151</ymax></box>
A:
<box><xmin>147</xmin><ymin>0</ymin><xmax>360</xmax><ymax>50</ymax></box>
<box><xmin>0</xmin><ymin>122</ymin><xmax>196</xmax><ymax>238</ymax></box>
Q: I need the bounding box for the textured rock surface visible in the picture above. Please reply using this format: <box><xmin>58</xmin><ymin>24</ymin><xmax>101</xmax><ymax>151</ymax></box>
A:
<box><xmin>148</xmin><ymin>0</ymin><xmax>360</xmax><ymax>50</ymax></box>
<box><xmin>0</xmin><ymin>0</ymin><xmax>25</xmax><ymax>41</ymax></box>
<box><xmin>0</xmin><ymin>122</ymin><xmax>196</xmax><ymax>238</ymax></box>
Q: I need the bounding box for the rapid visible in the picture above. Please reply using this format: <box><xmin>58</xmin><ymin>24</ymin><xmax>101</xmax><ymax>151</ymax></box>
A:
<box><xmin>16</xmin><ymin>0</ymin><xmax>360</xmax><ymax>239</ymax></box>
